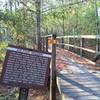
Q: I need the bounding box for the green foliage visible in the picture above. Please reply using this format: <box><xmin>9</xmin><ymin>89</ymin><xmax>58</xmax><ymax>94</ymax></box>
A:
<box><xmin>0</xmin><ymin>42</ymin><xmax>8</xmax><ymax>62</ymax></box>
<box><xmin>0</xmin><ymin>90</ymin><xmax>17</xmax><ymax>100</ymax></box>
<box><xmin>0</xmin><ymin>0</ymin><xmax>100</xmax><ymax>62</ymax></box>
<box><xmin>0</xmin><ymin>0</ymin><xmax>98</xmax><ymax>38</ymax></box>
<box><xmin>0</xmin><ymin>0</ymin><xmax>36</xmax><ymax>62</ymax></box>
<box><xmin>42</xmin><ymin>0</ymin><xmax>99</xmax><ymax>36</ymax></box>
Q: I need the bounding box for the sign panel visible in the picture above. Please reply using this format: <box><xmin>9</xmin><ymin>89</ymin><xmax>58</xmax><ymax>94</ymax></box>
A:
<box><xmin>0</xmin><ymin>45</ymin><xmax>51</xmax><ymax>89</ymax></box>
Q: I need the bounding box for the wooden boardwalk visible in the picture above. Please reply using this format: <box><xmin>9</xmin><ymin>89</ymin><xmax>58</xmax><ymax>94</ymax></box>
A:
<box><xmin>56</xmin><ymin>49</ymin><xmax>100</xmax><ymax>100</ymax></box>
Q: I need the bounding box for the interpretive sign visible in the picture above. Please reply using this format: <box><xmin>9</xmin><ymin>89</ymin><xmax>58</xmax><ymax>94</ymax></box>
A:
<box><xmin>0</xmin><ymin>45</ymin><xmax>51</xmax><ymax>89</ymax></box>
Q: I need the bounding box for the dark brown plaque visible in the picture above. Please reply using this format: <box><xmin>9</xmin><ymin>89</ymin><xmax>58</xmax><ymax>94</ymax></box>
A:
<box><xmin>0</xmin><ymin>45</ymin><xmax>51</xmax><ymax>89</ymax></box>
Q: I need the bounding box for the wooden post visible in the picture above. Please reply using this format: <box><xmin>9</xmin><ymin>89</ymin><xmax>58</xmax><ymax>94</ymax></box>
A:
<box><xmin>80</xmin><ymin>37</ymin><xmax>84</xmax><ymax>57</ymax></box>
<box><xmin>98</xmin><ymin>39</ymin><xmax>100</xmax><ymax>52</ymax></box>
<box><xmin>80</xmin><ymin>38</ymin><xmax>84</xmax><ymax>57</ymax></box>
<box><xmin>67</xmin><ymin>37</ymin><xmax>69</xmax><ymax>50</ymax></box>
<box><xmin>96</xmin><ymin>37</ymin><xmax>100</xmax><ymax>52</ymax></box>
<box><xmin>42</xmin><ymin>37</ymin><xmax>45</xmax><ymax>51</ymax></box>
<box><xmin>18</xmin><ymin>88</ymin><xmax>29</xmax><ymax>100</ymax></box>
<box><xmin>61</xmin><ymin>38</ymin><xmax>64</xmax><ymax>49</ymax></box>
<box><xmin>50</xmin><ymin>34</ymin><xmax>56</xmax><ymax>100</ymax></box>
<box><xmin>46</xmin><ymin>37</ymin><xmax>48</xmax><ymax>52</ymax></box>
<box><xmin>69</xmin><ymin>37</ymin><xmax>71</xmax><ymax>51</ymax></box>
<box><xmin>41</xmin><ymin>37</ymin><xmax>43</xmax><ymax>51</ymax></box>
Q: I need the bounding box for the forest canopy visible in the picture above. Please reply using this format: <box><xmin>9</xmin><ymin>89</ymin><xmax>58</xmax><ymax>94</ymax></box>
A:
<box><xmin>0</xmin><ymin>0</ymin><xmax>100</xmax><ymax>61</ymax></box>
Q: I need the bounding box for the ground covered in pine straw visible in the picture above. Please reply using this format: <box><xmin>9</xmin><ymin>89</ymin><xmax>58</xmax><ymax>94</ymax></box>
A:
<box><xmin>0</xmin><ymin>86</ymin><xmax>61</xmax><ymax>100</ymax></box>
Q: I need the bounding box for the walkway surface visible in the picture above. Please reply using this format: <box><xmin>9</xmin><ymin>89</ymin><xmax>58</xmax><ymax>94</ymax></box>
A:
<box><xmin>56</xmin><ymin>48</ymin><xmax>100</xmax><ymax>100</ymax></box>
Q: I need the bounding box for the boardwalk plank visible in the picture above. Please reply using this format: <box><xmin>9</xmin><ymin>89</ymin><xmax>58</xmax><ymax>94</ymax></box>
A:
<box><xmin>56</xmin><ymin>49</ymin><xmax>100</xmax><ymax>100</ymax></box>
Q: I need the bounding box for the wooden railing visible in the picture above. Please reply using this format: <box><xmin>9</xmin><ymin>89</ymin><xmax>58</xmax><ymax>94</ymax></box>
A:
<box><xmin>56</xmin><ymin>35</ymin><xmax>100</xmax><ymax>66</ymax></box>
<box><xmin>30</xmin><ymin>35</ymin><xmax>100</xmax><ymax>65</ymax></box>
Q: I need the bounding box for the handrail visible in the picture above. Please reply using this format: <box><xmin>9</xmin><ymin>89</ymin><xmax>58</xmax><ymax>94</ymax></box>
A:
<box><xmin>28</xmin><ymin>35</ymin><xmax>100</xmax><ymax>39</ymax></box>
<box><xmin>57</xmin><ymin>43</ymin><xmax>96</xmax><ymax>53</ymax></box>
<box><xmin>57</xmin><ymin>35</ymin><xmax>100</xmax><ymax>39</ymax></box>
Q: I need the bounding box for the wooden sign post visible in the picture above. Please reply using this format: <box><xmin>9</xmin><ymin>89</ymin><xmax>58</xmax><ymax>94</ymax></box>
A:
<box><xmin>50</xmin><ymin>34</ymin><xmax>57</xmax><ymax>100</ymax></box>
<box><xmin>18</xmin><ymin>88</ymin><xmax>29</xmax><ymax>100</ymax></box>
<box><xmin>0</xmin><ymin>45</ymin><xmax>51</xmax><ymax>100</ymax></box>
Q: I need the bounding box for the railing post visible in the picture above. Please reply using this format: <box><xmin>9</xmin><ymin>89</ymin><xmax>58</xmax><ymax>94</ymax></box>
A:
<box><xmin>80</xmin><ymin>38</ymin><xmax>84</xmax><ymax>57</ymax></box>
<box><xmin>67</xmin><ymin>37</ymin><xmax>69</xmax><ymax>50</ymax></box>
<box><xmin>42</xmin><ymin>37</ymin><xmax>45</xmax><ymax>51</ymax></box>
<box><xmin>69</xmin><ymin>37</ymin><xmax>72</xmax><ymax>51</ymax></box>
<box><xmin>46</xmin><ymin>37</ymin><xmax>48</xmax><ymax>52</ymax></box>
<box><xmin>98</xmin><ymin>38</ymin><xmax>100</xmax><ymax>52</ymax></box>
<box><xmin>50</xmin><ymin>34</ymin><xmax>56</xmax><ymax>100</ymax></box>
<box><xmin>96</xmin><ymin>37</ymin><xmax>100</xmax><ymax>52</ymax></box>
<box><xmin>61</xmin><ymin>38</ymin><xmax>64</xmax><ymax>49</ymax></box>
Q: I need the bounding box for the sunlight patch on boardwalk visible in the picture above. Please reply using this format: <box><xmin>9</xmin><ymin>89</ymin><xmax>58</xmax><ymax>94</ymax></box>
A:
<box><xmin>56</xmin><ymin>49</ymin><xmax>100</xmax><ymax>100</ymax></box>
